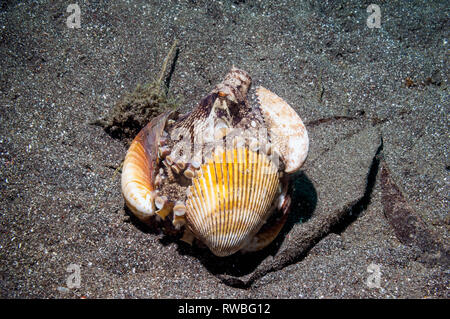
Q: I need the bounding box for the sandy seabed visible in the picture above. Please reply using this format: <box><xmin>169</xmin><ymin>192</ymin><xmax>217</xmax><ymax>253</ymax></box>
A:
<box><xmin>0</xmin><ymin>0</ymin><xmax>448</xmax><ymax>298</ymax></box>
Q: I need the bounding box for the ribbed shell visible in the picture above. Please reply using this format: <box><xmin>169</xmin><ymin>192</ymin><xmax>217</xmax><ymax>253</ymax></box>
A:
<box><xmin>185</xmin><ymin>147</ymin><xmax>280</xmax><ymax>257</ymax></box>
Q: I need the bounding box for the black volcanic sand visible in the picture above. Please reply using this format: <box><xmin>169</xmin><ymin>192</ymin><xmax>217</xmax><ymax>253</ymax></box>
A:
<box><xmin>0</xmin><ymin>1</ymin><xmax>448</xmax><ymax>298</ymax></box>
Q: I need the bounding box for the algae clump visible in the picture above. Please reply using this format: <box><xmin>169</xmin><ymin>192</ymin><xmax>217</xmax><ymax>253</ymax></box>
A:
<box><xmin>95</xmin><ymin>40</ymin><xmax>179</xmax><ymax>144</ymax></box>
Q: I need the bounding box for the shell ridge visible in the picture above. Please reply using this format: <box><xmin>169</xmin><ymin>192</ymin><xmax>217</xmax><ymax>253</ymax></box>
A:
<box><xmin>194</xmin><ymin>178</ymin><xmax>207</xmax><ymax>239</ymax></box>
<box><xmin>232</xmin><ymin>148</ymin><xmax>242</xmax><ymax>249</ymax></box>
<box><xmin>254</xmin><ymin>152</ymin><xmax>265</xmax><ymax>228</ymax></box>
<box><xmin>241</xmin><ymin>149</ymin><xmax>254</xmax><ymax>238</ymax></box>
<box><xmin>213</xmin><ymin>152</ymin><xmax>224</xmax><ymax>250</ymax></box>
<box><xmin>201</xmin><ymin>164</ymin><xmax>214</xmax><ymax>247</ymax></box>
<box><xmin>241</xmin><ymin>148</ymin><xmax>255</xmax><ymax>249</ymax></box>
<box><xmin>187</xmin><ymin>185</ymin><xmax>198</xmax><ymax>236</ymax></box>
<box><xmin>216</xmin><ymin>160</ymin><xmax>224</xmax><ymax>251</ymax></box>
<box><xmin>260</xmin><ymin>154</ymin><xmax>274</xmax><ymax>219</ymax></box>
<box><xmin>243</xmin><ymin>148</ymin><xmax>251</xmax><ymax>224</ymax></box>
<box><xmin>215</xmin><ymin>152</ymin><xmax>227</xmax><ymax>252</ymax></box>
<box><xmin>250</xmin><ymin>151</ymin><xmax>262</xmax><ymax>224</ymax></box>
<box><xmin>236</xmin><ymin>147</ymin><xmax>246</xmax><ymax>247</ymax></box>
<box><xmin>266</xmin><ymin>157</ymin><xmax>279</xmax><ymax>220</ymax></box>
<box><xmin>220</xmin><ymin>151</ymin><xmax>229</xmax><ymax>251</ymax></box>
<box><xmin>217</xmin><ymin>159</ymin><xmax>227</xmax><ymax>251</ymax></box>
<box><xmin>215</xmin><ymin>160</ymin><xmax>225</xmax><ymax>252</ymax></box>
<box><xmin>262</xmin><ymin>173</ymin><xmax>276</xmax><ymax>225</ymax></box>
<box><xmin>256</xmin><ymin>152</ymin><xmax>268</xmax><ymax>229</ymax></box>
<box><xmin>205</xmin><ymin>161</ymin><xmax>217</xmax><ymax>249</ymax></box>
<box><xmin>209</xmin><ymin>161</ymin><xmax>220</xmax><ymax>249</ymax></box>
<box><xmin>256</xmin><ymin>153</ymin><xmax>277</xmax><ymax>235</ymax></box>
<box><xmin>226</xmin><ymin>149</ymin><xmax>236</xmax><ymax>250</ymax></box>
<box><xmin>244</xmin><ymin>150</ymin><xmax>256</xmax><ymax>234</ymax></box>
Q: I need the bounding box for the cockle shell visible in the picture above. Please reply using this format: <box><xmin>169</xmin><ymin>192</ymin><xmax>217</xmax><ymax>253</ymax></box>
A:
<box><xmin>186</xmin><ymin>147</ymin><xmax>280</xmax><ymax>257</ymax></box>
<box><xmin>121</xmin><ymin>67</ymin><xmax>309</xmax><ymax>257</ymax></box>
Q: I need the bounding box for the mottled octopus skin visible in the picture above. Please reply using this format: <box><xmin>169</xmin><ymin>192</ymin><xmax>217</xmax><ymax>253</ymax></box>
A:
<box><xmin>121</xmin><ymin>67</ymin><xmax>309</xmax><ymax>257</ymax></box>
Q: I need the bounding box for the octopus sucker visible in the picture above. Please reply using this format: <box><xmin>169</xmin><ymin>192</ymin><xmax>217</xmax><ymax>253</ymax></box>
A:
<box><xmin>121</xmin><ymin>67</ymin><xmax>309</xmax><ymax>256</ymax></box>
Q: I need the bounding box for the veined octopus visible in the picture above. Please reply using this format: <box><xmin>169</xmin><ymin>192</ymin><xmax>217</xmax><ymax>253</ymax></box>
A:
<box><xmin>121</xmin><ymin>67</ymin><xmax>309</xmax><ymax>257</ymax></box>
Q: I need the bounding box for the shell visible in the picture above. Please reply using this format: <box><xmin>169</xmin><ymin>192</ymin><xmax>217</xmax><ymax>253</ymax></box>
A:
<box><xmin>185</xmin><ymin>147</ymin><xmax>280</xmax><ymax>256</ymax></box>
<box><xmin>256</xmin><ymin>86</ymin><xmax>309</xmax><ymax>173</ymax></box>
<box><xmin>121</xmin><ymin>111</ymin><xmax>173</xmax><ymax>221</ymax></box>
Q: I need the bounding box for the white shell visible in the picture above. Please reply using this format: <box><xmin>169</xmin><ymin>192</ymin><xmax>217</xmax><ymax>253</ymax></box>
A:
<box><xmin>121</xmin><ymin>112</ymin><xmax>172</xmax><ymax>221</ymax></box>
<box><xmin>256</xmin><ymin>86</ymin><xmax>309</xmax><ymax>173</ymax></box>
<box><xmin>121</xmin><ymin>139</ymin><xmax>156</xmax><ymax>220</ymax></box>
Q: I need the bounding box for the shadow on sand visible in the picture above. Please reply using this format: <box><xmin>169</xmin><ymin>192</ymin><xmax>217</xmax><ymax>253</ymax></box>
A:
<box><xmin>125</xmin><ymin>171</ymin><xmax>317</xmax><ymax>278</ymax></box>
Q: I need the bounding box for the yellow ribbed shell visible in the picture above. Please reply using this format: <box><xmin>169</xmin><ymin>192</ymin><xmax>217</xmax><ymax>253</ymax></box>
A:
<box><xmin>185</xmin><ymin>147</ymin><xmax>280</xmax><ymax>256</ymax></box>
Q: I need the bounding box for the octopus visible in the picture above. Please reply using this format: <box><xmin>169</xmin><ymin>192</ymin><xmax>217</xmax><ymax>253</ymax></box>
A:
<box><xmin>121</xmin><ymin>67</ymin><xmax>309</xmax><ymax>257</ymax></box>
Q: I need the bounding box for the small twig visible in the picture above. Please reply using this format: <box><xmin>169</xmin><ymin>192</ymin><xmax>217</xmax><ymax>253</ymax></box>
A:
<box><xmin>110</xmin><ymin>160</ymin><xmax>124</xmax><ymax>180</ymax></box>
<box><xmin>317</xmin><ymin>73</ymin><xmax>324</xmax><ymax>103</ymax></box>
<box><xmin>157</xmin><ymin>39</ymin><xmax>179</xmax><ymax>92</ymax></box>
